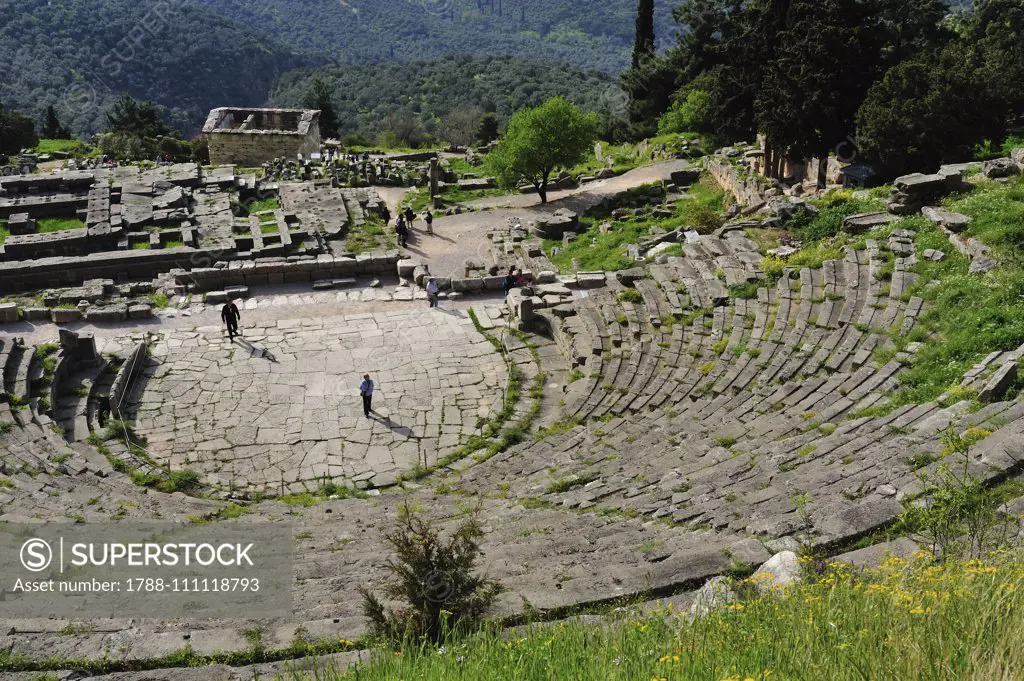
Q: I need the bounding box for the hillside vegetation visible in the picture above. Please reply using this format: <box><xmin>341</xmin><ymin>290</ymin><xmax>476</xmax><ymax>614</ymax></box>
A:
<box><xmin>199</xmin><ymin>0</ymin><xmax>677</xmax><ymax>73</ymax></box>
<box><xmin>268</xmin><ymin>56</ymin><xmax>620</xmax><ymax>144</ymax></box>
<box><xmin>0</xmin><ymin>0</ymin><xmax>306</xmax><ymax>136</ymax></box>
<box><xmin>0</xmin><ymin>0</ymin><xmax>669</xmax><ymax>139</ymax></box>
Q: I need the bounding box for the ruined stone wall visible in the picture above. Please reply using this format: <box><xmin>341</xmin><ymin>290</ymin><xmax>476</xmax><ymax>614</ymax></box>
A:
<box><xmin>706</xmin><ymin>160</ymin><xmax>767</xmax><ymax>208</ymax></box>
<box><xmin>208</xmin><ymin>129</ymin><xmax>322</xmax><ymax>167</ymax></box>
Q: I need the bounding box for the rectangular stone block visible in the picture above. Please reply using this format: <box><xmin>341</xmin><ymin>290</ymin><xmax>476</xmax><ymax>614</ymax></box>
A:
<box><xmin>0</xmin><ymin>302</ymin><xmax>19</xmax><ymax>323</ymax></box>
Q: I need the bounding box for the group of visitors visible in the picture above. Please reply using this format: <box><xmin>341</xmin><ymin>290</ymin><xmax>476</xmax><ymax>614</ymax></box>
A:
<box><xmin>389</xmin><ymin>206</ymin><xmax>434</xmax><ymax>247</ymax></box>
<box><xmin>502</xmin><ymin>267</ymin><xmax>527</xmax><ymax>297</ymax></box>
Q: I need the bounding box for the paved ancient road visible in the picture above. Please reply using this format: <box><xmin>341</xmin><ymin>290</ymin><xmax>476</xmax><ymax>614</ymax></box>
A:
<box><xmin>408</xmin><ymin>159</ymin><xmax>693</xmax><ymax>280</ymax></box>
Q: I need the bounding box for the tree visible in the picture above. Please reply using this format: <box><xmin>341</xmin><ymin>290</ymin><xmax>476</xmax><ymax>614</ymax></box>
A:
<box><xmin>855</xmin><ymin>44</ymin><xmax>1005</xmax><ymax>176</ymax></box>
<box><xmin>302</xmin><ymin>77</ymin><xmax>340</xmax><ymax>139</ymax></box>
<box><xmin>476</xmin><ymin>112</ymin><xmax>500</xmax><ymax>145</ymax></box>
<box><xmin>380</xmin><ymin>110</ymin><xmax>427</xmax><ymax>148</ymax></box>
<box><xmin>632</xmin><ymin>0</ymin><xmax>656</xmax><ymax>69</ymax></box>
<box><xmin>0</xmin><ymin>103</ymin><xmax>39</xmax><ymax>156</ymax></box>
<box><xmin>106</xmin><ymin>95</ymin><xmax>173</xmax><ymax>138</ymax></box>
<box><xmin>359</xmin><ymin>504</ymin><xmax>502</xmax><ymax>644</ymax></box>
<box><xmin>41</xmin><ymin>105</ymin><xmax>71</xmax><ymax>139</ymax></box>
<box><xmin>658</xmin><ymin>88</ymin><xmax>711</xmax><ymax>134</ymax></box>
<box><xmin>488</xmin><ymin>97</ymin><xmax>599</xmax><ymax>203</ymax></box>
<box><xmin>755</xmin><ymin>0</ymin><xmax>882</xmax><ymax>182</ymax></box>
<box><xmin>440</xmin><ymin>106</ymin><xmax>484</xmax><ymax>147</ymax></box>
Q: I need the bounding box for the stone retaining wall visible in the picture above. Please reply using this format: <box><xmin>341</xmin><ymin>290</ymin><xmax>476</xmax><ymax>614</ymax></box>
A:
<box><xmin>0</xmin><ymin>247</ymin><xmax>219</xmax><ymax>293</ymax></box>
<box><xmin>173</xmin><ymin>252</ymin><xmax>401</xmax><ymax>292</ymax></box>
<box><xmin>706</xmin><ymin>160</ymin><xmax>767</xmax><ymax>208</ymax></box>
<box><xmin>109</xmin><ymin>341</ymin><xmax>147</xmax><ymax>419</ymax></box>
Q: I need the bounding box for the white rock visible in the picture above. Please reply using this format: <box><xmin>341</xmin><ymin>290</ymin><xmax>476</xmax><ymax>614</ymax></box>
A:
<box><xmin>751</xmin><ymin>550</ymin><xmax>802</xmax><ymax>593</ymax></box>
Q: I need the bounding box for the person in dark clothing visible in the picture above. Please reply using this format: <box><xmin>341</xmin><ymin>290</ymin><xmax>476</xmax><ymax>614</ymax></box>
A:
<box><xmin>502</xmin><ymin>267</ymin><xmax>517</xmax><ymax>298</ymax></box>
<box><xmin>221</xmin><ymin>300</ymin><xmax>241</xmax><ymax>339</ymax></box>
<box><xmin>404</xmin><ymin>207</ymin><xmax>416</xmax><ymax>230</ymax></box>
<box><xmin>424</xmin><ymin>211</ymin><xmax>434</xmax><ymax>235</ymax></box>
<box><xmin>395</xmin><ymin>216</ymin><xmax>409</xmax><ymax>248</ymax></box>
<box><xmin>359</xmin><ymin>374</ymin><xmax>375</xmax><ymax>417</ymax></box>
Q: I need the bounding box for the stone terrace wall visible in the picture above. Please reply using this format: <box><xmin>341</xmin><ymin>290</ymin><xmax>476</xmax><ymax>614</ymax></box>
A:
<box><xmin>208</xmin><ymin>130</ymin><xmax>322</xmax><ymax>167</ymax></box>
<box><xmin>174</xmin><ymin>252</ymin><xmax>400</xmax><ymax>291</ymax></box>
<box><xmin>707</xmin><ymin>159</ymin><xmax>767</xmax><ymax>208</ymax></box>
<box><xmin>0</xmin><ymin>248</ymin><xmax>400</xmax><ymax>294</ymax></box>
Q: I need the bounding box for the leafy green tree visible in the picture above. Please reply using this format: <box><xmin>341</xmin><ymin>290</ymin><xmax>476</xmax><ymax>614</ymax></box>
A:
<box><xmin>302</xmin><ymin>77</ymin><xmax>340</xmax><ymax>139</ymax></box>
<box><xmin>106</xmin><ymin>96</ymin><xmax>174</xmax><ymax>138</ymax></box>
<box><xmin>488</xmin><ymin>97</ymin><xmax>599</xmax><ymax>203</ymax></box>
<box><xmin>855</xmin><ymin>43</ymin><xmax>1004</xmax><ymax>176</ymax></box>
<box><xmin>632</xmin><ymin>0</ymin><xmax>656</xmax><ymax>68</ymax></box>
<box><xmin>41</xmin><ymin>105</ymin><xmax>71</xmax><ymax>139</ymax></box>
<box><xmin>658</xmin><ymin>88</ymin><xmax>710</xmax><ymax>134</ymax></box>
<box><xmin>476</xmin><ymin>112</ymin><xmax>500</xmax><ymax>145</ymax></box>
<box><xmin>0</xmin><ymin>103</ymin><xmax>39</xmax><ymax>156</ymax></box>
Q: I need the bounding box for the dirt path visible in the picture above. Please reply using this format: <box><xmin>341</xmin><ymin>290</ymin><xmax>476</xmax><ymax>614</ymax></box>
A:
<box><xmin>406</xmin><ymin>159</ymin><xmax>692</xmax><ymax>281</ymax></box>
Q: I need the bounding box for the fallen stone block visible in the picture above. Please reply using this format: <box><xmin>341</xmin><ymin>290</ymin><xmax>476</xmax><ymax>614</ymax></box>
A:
<box><xmin>670</xmin><ymin>168</ymin><xmax>702</xmax><ymax>187</ymax></box>
<box><xmin>922</xmin><ymin>206</ymin><xmax>970</xmax><ymax>233</ymax></box>
<box><xmin>970</xmin><ymin>255</ymin><xmax>998</xmax><ymax>274</ymax></box>
<box><xmin>224</xmin><ymin>285</ymin><xmax>250</xmax><ymax>299</ymax></box>
<box><xmin>575</xmin><ymin>272</ymin><xmax>607</xmax><ymax>289</ymax></box>
<box><xmin>979</xmin><ymin>361</ymin><xmax>1017</xmax><ymax>403</ymax></box>
<box><xmin>128</xmin><ymin>303</ymin><xmax>153</xmax><ymax>319</ymax></box>
<box><xmin>397</xmin><ymin>259</ymin><xmax>418</xmax><ymax>279</ymax></box>
<box><xmin>51</xmin><ymin>308</ymin><xmax>83</xmax><ymax>323</ymax></box>
<box><xmin>85</xmin><ymin>304</ymin><xmax>128</xmax><ymax>323</ymax></box>
<box><xmin>983</xmin><ymin>157</ymin><xmax>1019</xmax><ymax>179</ymax></box>
<box><xmin>842</xmin><ymin>212</ymin><xmax>900</xmax><ymax>234</ymax></box>
<box><xmin>0</xmin><ymin>302</ymin><xmax>19</xmax><ymax>323</ymax></box>
<box><xmin>22</xmin><ymin>307</ymin><xmax>49</xmax><ymax>321</ymax></box>
<box><xmin>204</xmin><ymin>291</ymin><xmax>229</xmax><ymax>305</ymax></box>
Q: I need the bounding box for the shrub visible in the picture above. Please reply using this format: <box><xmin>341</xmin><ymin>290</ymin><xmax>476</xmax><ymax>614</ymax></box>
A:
<box><xmin>359</xmin><ymin>503</ymin><xmax>503</xmax><ymax>644</ymax></box>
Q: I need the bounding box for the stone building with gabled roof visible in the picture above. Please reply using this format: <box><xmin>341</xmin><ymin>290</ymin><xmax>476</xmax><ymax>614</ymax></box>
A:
<box><xmin>202</xmin><ymin>107</ymin><xmax>321</xmax><ymax>166</ymax></box>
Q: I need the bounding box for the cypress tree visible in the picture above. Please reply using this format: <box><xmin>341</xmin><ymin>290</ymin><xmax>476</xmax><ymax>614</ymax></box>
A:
<box><xmin>632</xmin><ymin>0</ymin><xmax>656</xmax><ymax>68</ymax></box>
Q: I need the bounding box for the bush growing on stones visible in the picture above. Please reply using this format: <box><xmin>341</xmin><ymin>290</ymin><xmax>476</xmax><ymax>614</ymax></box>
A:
<box><xmin>359</xmin><ymin>503</ymin><xmax>503</xmax><ymax>645</ymax></box>
<box><xmin>897</xmin><ymin>427</ymin><xmax>1021</xmax><ymax>561</ymax></box>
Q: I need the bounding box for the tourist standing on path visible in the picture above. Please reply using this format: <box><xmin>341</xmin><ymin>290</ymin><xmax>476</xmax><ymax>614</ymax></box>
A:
<box><xmin>404</xmin><ymin>206</ymin><xmax>416</xmax><ymax>230</ymax></box>
<box><xmin>395</xmin><ymin>216</ymin><xmax>409</xmax><ymax>248</ymax></box>
<box><xmin>221</xmin><ymin>300</ymin><xmax>241</xmax><ymax>340</ymax></box>
<box><xmin>426</xmin><ymin>278</ymin><xmax>440</xmax><ymax>308</ymax></box>
<box><xmin>359</xmin><ymin>374</ymin><xmax>375</xmax><ymax>417</ymax></box>
<box><xmin>424</xmin><ymin>211</ymin><xmax>433</xmax><ymax>235</ymax></box>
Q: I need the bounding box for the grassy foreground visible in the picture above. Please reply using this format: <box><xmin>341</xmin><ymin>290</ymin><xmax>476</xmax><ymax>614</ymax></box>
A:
<box><xmin>294</xmin><ymin>552</ymin><xmax>1023</xmax><ymax>681</ymax></box>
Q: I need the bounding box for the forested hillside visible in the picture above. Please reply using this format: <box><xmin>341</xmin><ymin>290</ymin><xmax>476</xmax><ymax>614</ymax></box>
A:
<box><xmin>198</xmin><ymin>0</ymin><xmax>677</xmax><ymax>74</ymax></box>
<box><xmin>0</xmin><ymin>0</ymin><xmax>308</xmax><ymax>136</ymax></box>
<box><xmin>268</xmin><ymin>56</ymin><xmax>621</xmax><ymax>144</ymax></box>
<box><xmin>0</xmin><ymin>0</ymin><xmax>670</xmax><ymax>139</ymax></box>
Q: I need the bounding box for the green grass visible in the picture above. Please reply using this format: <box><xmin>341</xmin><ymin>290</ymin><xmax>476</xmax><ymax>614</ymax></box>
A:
<box><xmin>402</xmin><ymin>185</ymin><xmax>513</xmax><ymax>214</ymax></box>
<box><xmin>36</xmin><ymin>217</ymin><xmax>86</xmax><ymax>233</ymax></box>
<box><xmin>34</xmin><ymin>138</ymin><xmax>95</xmax><ymax>156</ymax></box>
<box><xmin>131</xmin><ymin>241</ymin><xmax>150</xmax><ymax>250</ymax></box>
<box><xmin>0</xmin><ymin>220</ymin><xmax>8</xmax><ymax>246</ymax></box>
<box><xmin>245</xmin><ymin>196</ymin><xmax>280</xmax><ymax>215</ymax></box>
<box><xmin>163</xmin><ymin>239</ymin><xmax>185</xmax><ymax>249</ymax></box>
<box><xmin>787</xmin><ymin>190</ymin><xmax>887</xmax><ymax>243</ymax></box>
<box><xmin>346</xmin><ymin>215</ymin><xmax>395</xmax><ymax>254</ymax></box>
<box><xmin>889</xmin><ymin>177</ymin><xmax>1024</xmax><ymax>404</ymax></box>
<box><xmin>317</xmin><ymin>552</ymin><xmax>1023</xmax><ymax>681</ymax></box>
<box><xmin>259</xmin><ymin>221</ymin><xmax>280</xmax><ymax>235</ymax></box>
<box><xmin>544</xmin><ymin>176</ymin><xmax>724</xmax><ymax>273</ymax></box>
